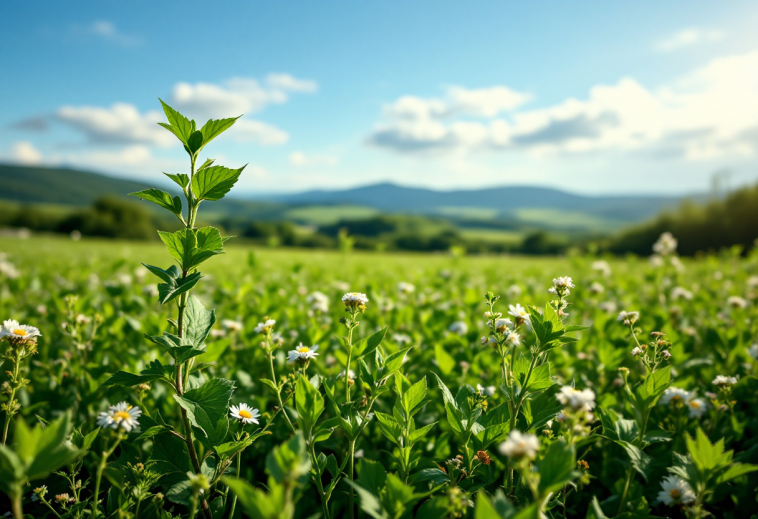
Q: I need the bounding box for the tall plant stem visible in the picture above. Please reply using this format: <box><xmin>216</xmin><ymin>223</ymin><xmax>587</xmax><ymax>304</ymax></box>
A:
<box><xmin>91</xmin><ymin>435</ymin><xmax>122</xmax><ymax>519</ymax></box>
<box><xmin>348</xmin><ymin>439</ymin><xmax>356</xmax><ymax>519</ymax></box>
<box><xmin>269</xmin><ymin>350</ymin><xmax>296</xmax><ymax>433</ymax></box>
<box><xmin>229</xmin><ymin>453</ymin><xmax>241</xmax><ymax>519</ymax></box>
<box><xmin>2</xmin><ymin>347</ymin><xmax>21</xmax><ymax>445</ymax></box>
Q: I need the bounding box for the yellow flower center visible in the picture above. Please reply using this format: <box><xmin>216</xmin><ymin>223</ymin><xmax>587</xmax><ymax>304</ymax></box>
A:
<box><xmin>690</xmin><ymin>401</ymin><xmax>701</xmax><ymax>409</ymax></box>
<box><xmin>238</xmin><ymin>409</ymin><xmax>252</xmax><ymax>419</ymax></box>
<box><xmin>113</xmin><ymin>411</ymin><xmax>131</xmax><ymax>421</ymax></box>
<box><xmin>13</xmin><ymin>329</ymin><xmax>27</xmax><ymax>336</ymax></box>
<box><xmin>298</xmin><ymin>346</ymin><xmax>310</xmax><ymax>353</ymax></box>
<box><xmin>670</xmin><ymin>489</ymin><xmax>681</xmax><ymax>499</ymax></box>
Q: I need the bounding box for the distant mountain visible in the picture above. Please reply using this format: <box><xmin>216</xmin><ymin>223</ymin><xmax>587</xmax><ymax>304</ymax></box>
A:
<box><xmin>0</xmin><ymin>164</ymin><xmax>154</xmax><ymax>205</ymax></box>
<box><xmin>262</xmin><ymin>182</ymin><xmax>682</xmax><ymax>223</ymax></box>
<box><xmin>0</xmin><ymin>163</ymin><xmax>685</xmax><ymax>231</ymax></box>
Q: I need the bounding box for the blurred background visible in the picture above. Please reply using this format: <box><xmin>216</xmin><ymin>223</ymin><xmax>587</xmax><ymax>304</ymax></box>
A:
<box><xmin>1</xmin><ymin>0</ymin><xmax>757</xmax><ymax>255</ymax></box>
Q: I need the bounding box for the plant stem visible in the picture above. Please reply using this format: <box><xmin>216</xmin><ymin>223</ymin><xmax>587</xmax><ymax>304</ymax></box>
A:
<box><xmin>91</xmin><ymin>435</ymin><xmax>122</xmax><ymax>519</ymax></box>
<box><xmin>229</xmin><ymin>453</ymin><xmax>241</xmax><ymax>519</ymax></box>
<box><xmin>11</xmin><ymin>493</ymin><xmax>22</xmax><ymax>519</ymax></box>
<box><xmin>348</xmin><ymin>438</ymin><xmax>356</xmax><ymax>519</ymax></box>
<box><xmin>269</xmin><ymin>349</ymin><xmax>296</xmax><ymax>433</ymax></box>
<box><xmin>2</xmin><ymin>347</ymin><xmax>22</xmax><ymax>445</ymax></box>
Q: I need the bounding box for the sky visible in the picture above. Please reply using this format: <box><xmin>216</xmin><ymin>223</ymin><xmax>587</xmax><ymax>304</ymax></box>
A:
<box><xmin>1</xmin><ymin>0</ymin><xmax>757</xmax><ymax>196</ymax></box>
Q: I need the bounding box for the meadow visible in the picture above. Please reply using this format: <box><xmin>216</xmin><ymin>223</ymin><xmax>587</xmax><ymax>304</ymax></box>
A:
<box><xmin>1</xmin><ymin>103</ymin><xmax>757</xmax><ymax>519</ymax></box>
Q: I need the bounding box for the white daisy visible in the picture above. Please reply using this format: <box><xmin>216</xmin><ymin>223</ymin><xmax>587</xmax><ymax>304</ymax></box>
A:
<box><xmin>727</xmin><ymin>296</ymin><xmax>748</xmax><ymax>309</ymax></box>
<box><xmin>552</xmin><ymin>277</ymin><xmax>575</xmax><ymax>288</ymax></box>
<box><xmin>229</xmin><ymin>403</ymin><xmax>260</xmax><ymax>425</ymax></box>
<box><xmin>342</xmin><ymin>292</ymin><xmax>369</xmax><ymax>309</ymax></box>
<box><xmin>631</xmin><ymin>347</ymin><xmax>643</xmax><ymax>357</ymax></box>
<box><xmin>687</xmin><ymin>398</ymin><xmax>707</xmax><ymax>418</ymax></box>
<box><xmin>498</xmin><ymin>430</ymin><xmax>540</xmax><ymax>460</ymax></box>
<box><xmin>96</xmin><ymin>402</ymin><xmax>142</xmax><ymax>432</ymax></box>
<box><xmin>652</xmin><ymin>232</ymin><xmax>677</xmax><ymax>256</ymax></box>
<box><xmin>494</xmin><ymin>318</ymin><xmax>512</xmax><ymax>332</ymax></box>
<box><xmin>505</xmin><ymin>330</ymin><xmax>521</xmax><ymax>347</ymax></box>
<box><xmin>598</xmin><ymin>301</ymin><xmax>617</xmax><ymax>314</ymax></box>
<box><xmin>307</xmin><ymin>291</ymin><xmax>330</xmax><ymax>313</ymax></box>
<box><xmin>287</xmin><ymin>343</ymin><xmax>319</xmax><ymax>363</ymax></box>
<box><xmin>589</xmin><ymin>282</ymin><xmax>605</xmax><ymax>294</ymax></box>
<box><xmin>556</xmin><ymin>386</ymin><xmax>596</xmax><ymax>412</ymax></box>
<box><xmin>0</xmin><ymin>319</ymin><xmax>41</xmax><ymax>341</ymax></box>
<box><xmin>254</xmin><ymin>319</ymin><xmax>276</xmax><ymax>334</ymax></box>
<box><xmin>476</xmin><ymin>384</ymin><xmax>496</xmax><ymax>397</ymax></box>
<box><xmin>617</xmin><ymin>310</ymin><xmax>639</xmax><ymax>323</ymax></box>
<box><xmin>670</xmin><ymin>287</ymin><xmax>693</xmax><ymax>301</ymax></box>
<box><xmin>508</xmin><ymin>304</ymin><xmax>530</xmax><ymax>325</ymax></box>
<box><xmin>591</xmin><ymin>260</ymin><xmax>611</xmax><ymax>277</ymax></box>
<box><xmin>657</xmin><ymin>475</ymin><xmax>695</xmax><ymax>506</ymax></box>
<box><xmin>661</xmin><ymin>387</ymin><xmax>690</xmax><ymax>406</ymax></box>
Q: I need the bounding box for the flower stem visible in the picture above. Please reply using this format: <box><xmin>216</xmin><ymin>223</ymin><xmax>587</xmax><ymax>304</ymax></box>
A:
<box><xmin>268</xmin><ymin>349</ymin><xmax>295</xmax><ymax>433</ymax></box>
<box><xmin>2</xmin><ymin>347</ymin><xmax>22</xmax><ymax>445</ymax></box>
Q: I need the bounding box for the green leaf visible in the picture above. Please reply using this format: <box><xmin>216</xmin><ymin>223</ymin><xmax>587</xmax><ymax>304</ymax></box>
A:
<box><xmin>434</xmin><ymin>343</ymin><xmax>455</xmax><ymax>375</ymax></box>
<box><xmin>537</xmin><ymin>439</ymin><xmax>577</xmax><ymax>495</ymax></box>
<box><xmin>146</xmin><ymin>332</ymin><xmax>206</xmax><ymax>364</ymax></box>
<box><xmin>191</xmin><ymin>165</ymin><xmax>246</xmax><ymax>201</ymax></box>
<box><xmin>101</xmin><ymin>360</ymin><xmax>168</xmax><ymax>387</ymax></box>
<box><xmin>615</xmin><ymin>440</ymin><xmax>652</xmax><ymax>481</ymax></box>
<box><xmin>183</xmin><ymin>295</ymin><xmax>216</xmax><ymax>346</ymax></box>
<box><xmin>223</xmin><ymin>476</ymin><xmax>288</xmax><ymax>519</ymax></box>
<box><xmin>158</xmin><ymin>227</ymin><xmax>226</xmax><ymax>271</ymax></box>
<box><xmin>158</xmin><ymin>99</ymin><xmax>195</xmax><ymax>145</ymax></box>
<box><xmin>187</xmin><ymin>130</ymin><xmax>204</xmax><ymax>154</ymax></box>
<box><xmin>355</xmin><ymin>327</ymin><xmax>388</xmax><ymax>359</ymax></box>
<box><xmin>416</xmin><ymin>467</ymin><xmax>449</xmax><ymax>486</ymax></box>
<box><xmin>359</xmin><ymin>459</ymin><xmax>388</xmax><ymax>495</ymax></box>
<box><xmin>164</xmin><ymin>172</ymin><xmax>190</xmax><ymax>189</ymax></box>
<box><xmin>380</xmin><ymin>346</ymin><xmax>412</xmax><ymax>379</ymax></box>
<box><xmin>265</xmin><ymin>432</ymin><xmax>311</xmax><ymax>483</ymax></box>
<box><xmin>401</xmin><ymin>376</ymin><xmax>428</xmax><ymax>418</ymax></box>
<box><xmin>346</xmin><ymin>480</ymin><xmax>388</xmax><ymax>519</ymax></box>
<box><xmin>10</xmin><ymin>413</ymin><xmax>81</xmax><ymax>482</ymax></box>
<box><xmin>295</xmin><ymin>375</ymin><xmax>325</xmax><ymax>435</ymax></box>
<box><xmin>525</xmin><ymin>363</ymin><xmax>553</xmax><ymax>392</ymax></box>
<box><xmin>200</xmin><ymin>116</ymin><xmax>240</xmax><ymax>147</ymax></box>
<box><xmin>214</xmin><ymin>430</ymin><xmax>271</xmax><ymax>460</ymax></box>
<box><xmin>173</xmin><ymin>378</ymin><xmax>235</xmax><ymax>448</ymax></box>
<box><xmin>527</xmin><ymin>385</ymin><xmax>562</xmax><ymax>432</ymax></box>
<box><xmin>129</xmin><ymin>188</ymin><xmax>182</xmax><ymax>217</ymax></box>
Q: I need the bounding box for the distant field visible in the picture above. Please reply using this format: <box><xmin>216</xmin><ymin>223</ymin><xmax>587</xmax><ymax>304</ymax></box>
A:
<box><xmin>459</xmin><ymin>227</ymin><xmax>523</xmax><ymax>244</ymax></box>
<box><xmin>513</xmin><ymin>208</ymin><xmax>624</xmax><ymax>231</ymax></box>
<box><xmin>284</xmin><ymin>205</ymin><xmax>381</xmax><ymax>225</ymax></box>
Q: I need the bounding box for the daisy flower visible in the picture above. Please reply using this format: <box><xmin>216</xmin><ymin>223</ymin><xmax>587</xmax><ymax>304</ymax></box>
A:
<box><xmin>552</xmin><ymin>277</ymin><xmax>575</xmax><ymax>288</ymax></box>
<box><xmin>97</xmin><ymin>402</ymin><xmax>142</xmax><ymax>432</ymax></box>
<box><xmin>287</xmin><ymin>343</ymin><xmax>319</xmax><ymax>363</ymax></box>
<box><xmin>498</xmin><ymin>430</ymin><xmax>540</xmax><ymax>460</ymax></box>
<box><xmin>661</xmin><ymin>387</ymin><xmax>690</xmax><ymax>406</ymax></box>
<box><xmin>508</xmin><ymin>304</ymin><xmax>530</xmax><ymax>326</ymax></box>
<box><xmin>657</xmin><ymin>475</ymin><xmax>695</xmax><ymax>506</ymax></box>
<box><xmin>229</xmin><ymin>403</ymin><xmax>260</xmax><ymax>425</ymax></box>
<box><xmin>254</xmin><ymin>319</ymin><xmax>276</xmax><ymax>334</ymax></box>
<box><xmin>505</xmin><ymin>330</ymin><xmax>521</xmax><ymax>347</ymax></box>
<box><xmin>476</xmin><ymin>384</ymin><xmax>496</xmax><ymax>397</ymax></box>
<box><xmin>222</xmin><ymin>320</ymin><xmax>243</xmax><ymax>333</ymax></box>
<box><xmin>307</xmin><ymin>291</ymin><xmax>330</xmax><ymax>313</ymax></box>
<box><xmin>687</xmin><ymin>397</ymin><xmax>707</xmax><ymax>418</ymax></box>
<box><xmin>342</xmin><ymin>292</ymin><xmax>369</xmax><ymax>310</ymax></box>
<box><xmin>727</xmin><ymin>296</ymin><xmax>748</xmax><ymax>309</ymax></box>
<box><xmin>494</xmin><ymin>318</ymin><xmax>512</xmax><ymax>333</ymax></box>
<box><xmin>617</xmin><ymin>311</ymin><xmax>639</xmax><ymax>323</ymax></box>
<box><xmin>397</xmin><ymin>282</ymin><xmax>415</xmax><ymax>294</ymax></box>
<box><xmin>1</xmin><ymin>319</ymin><xmax>41</xmax><ymax>341</ymax></box>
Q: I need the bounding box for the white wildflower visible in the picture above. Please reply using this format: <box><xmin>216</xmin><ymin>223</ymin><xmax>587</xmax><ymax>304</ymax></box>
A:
<box><xmin>229</xmin><ymin>403</ymin><xmax>260</xmax><ymax>425</ymax></box>
<box><xmin>498</xmin><ymin>430</ymin><xmax>540</xmax><ymax>460</ymax></box>
<box><xmin>657</xmin><ymin>475</ymin><xmax>695</xmax><ymax>506</ymax></box>
<box><xmin>449</xmin><ymin>321</ymin><xmax>468</xmax><ymax>335</ymax></box>
<box><xmin>307</xmin><ymin>291</ymin><xmax>330</xmax><ymax>313</ymax></box>
<box><xmin>254</xmin><ymin>319</ymin><xmax>276</xmax><ymax>334</ymax></box>
<box><xmin>0</xmin><ymin>320</ymin><xmax>41</xmax><ymax>341</ymax></box>
<box><xmin>653</xmin><ymin>232</ymin><xmax>677</xmax><ymax>256</ymax></box>
<box><xmin>222</xmin><ymin>320</ymin><xmax>243</xmax><ymax>333</ymax></box>
<box><xmin>727</xmin><ymin>296</ymin><xmax>748</xmax><ymax>309</ymax></box>
<box><xmin>661</xmin><ymin>387</ymin><xmax>690</xmax><ymax>406</ymax></box>
<box><xmin>556</xmin><ymin>386</ymin><xmax>596</xmax><ymax>412</ymax></box>
<box><xmin>712</xmin><ymin>375</ymin><xmax>738</xmax><ymax>387</ymax></box>
<box><xmin>397</xmin><ymin>282</ymin><xmax>415</xmax><ymax>294</ymax></box>
<box><xmin>287</xmin><ymin>343</ymin><xmax>319</xmax><ymax>363</ymax></box>
<box><xmin>96</xmin><ymin>402</ymin><xmax>142</xmax><ymax>432</ymax></box>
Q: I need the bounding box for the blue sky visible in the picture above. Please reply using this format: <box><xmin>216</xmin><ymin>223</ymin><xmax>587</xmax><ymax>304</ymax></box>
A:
<box><xmin>2</xmin><ymin>0</ymin><xmax>757</xmax><ymax>195</ymax></box>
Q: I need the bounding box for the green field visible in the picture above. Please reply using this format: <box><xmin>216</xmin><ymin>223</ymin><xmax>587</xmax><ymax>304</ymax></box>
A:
<box><xmin>2</xmin><ymin>234</ymin><xmax>757</xmax><ymax>518</ymax></box>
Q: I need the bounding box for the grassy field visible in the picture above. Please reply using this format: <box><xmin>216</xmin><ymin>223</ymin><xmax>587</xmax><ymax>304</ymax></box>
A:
<box><xmin>2</xmin><ymin>233</ymin><xmax>757</xmax><ymax>519</ymax></box>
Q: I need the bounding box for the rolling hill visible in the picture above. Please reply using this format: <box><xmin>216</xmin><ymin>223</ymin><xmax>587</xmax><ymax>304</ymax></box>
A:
<box><xmin>0</xmin><ymin>163</ymin><xmax>684</xmax><ymax>232</ymax></box>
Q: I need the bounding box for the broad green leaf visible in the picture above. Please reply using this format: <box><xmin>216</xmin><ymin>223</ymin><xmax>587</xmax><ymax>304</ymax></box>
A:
<box><xmin>164</xmin><ymin>172</ymin><xmax>190</xmax><ymax>189</ymax></box>
<box><xmin>214</xmin><ymin>431</ymin><xmax>271</xmax><ymax>459</ymax></box>
<box><xmin>191</xmin><ymin>165</ymin><xmax>246</xmax><ymax>201</ymax></box>
<box><xmin>183</xmin><ymin>295</ymin><xmax>216</xmax><ymax>346</ymax></box>
<box><xmin>173</xmin><ymin>378</ymin><xmax>235</xmax><ymax>448</ymax></box>
<box><xmin>401</xmin><ymin>376</ymin><xmax>427</xmax><ymax>418</ymax></box>
<box><xmin>359</xmin><ymin>459</ymin><xmax>388</xmax><ymax>495</ymax></box>
<box><xmin>12</xmin><ymin>413</ymin><xmax>81</xmax><ymax>481</ymax></box>
<box><xmin>158</xmin><ymin>99</ymin><xmax>195</xmax><ymax>145</ymax></box>
<box><xmin>223</xmin><ymin>476</ymin><xmax>288</xmax><ymax>519</ymax></box>
<box><xmin>295</xmin><ymin>375</ymin><xmax>324</xmax><ymax>434</ymax></box>
<box><xmin>187</xmin><ymin>130</ymin><xmax>204</xmax><ymax>154</ymax></box>
<box><xmin>158</xmin><ymin>227</ymin><xmax>226</xmax><ymax>271</ymax></box>
<box><xmin>129</xmin><ymin>188</ymin><xmax>182</xmax><ymax>217</ymax></box>
<box><xmin>416</xmin><ymin>468</ymin><xmax>449</xmax><ymax>486</ymax></box>
<box><xmin>527</xmin><ymin>385</ymin><xmax>562</xmax><ymax>432</ymax></box>
<box><xmin>525</xmin><ymin>363</ymin><xmax>553</xmax><ymax>392</ymax></box>
<box><xmin>101</xmin><ymin>360</ymin><xmax>168</xmax><ymax>387</ymax></box>
<box><xmin>355</xmin><ymin>326</ymin><xmax>388</xmax><ymax>359</ymax></box>
<box><xmin>200</xmin><ymin>117</ymin><xmax>240</xmax><ymax>148</ymax></box>
<box><xmin>146</xmin><ymin>332</ymin><xmax>206</xmax><ymax>364</ymax></box>
<box><xmin>265</xmin><ymin>432</ymin><xmax>311</xmax><ymax>483</ymax></box>
<box><xmin>537</xmin><ymin>439</ymin><xmax>576</xmax><ymax>494</ymax></box>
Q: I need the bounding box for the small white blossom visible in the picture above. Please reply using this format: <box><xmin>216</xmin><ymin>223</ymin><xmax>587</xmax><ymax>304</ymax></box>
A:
<box><xmin>307</xmin><ymin>291</ymin><xmax>330</xmax><ymax>313</ymax></box>
<box><xmin>598</xmin><ymin>301</ymin><xmax>617</xmax><ymax>314</ymax></box>
<box><xmin>661</xmin><ymin>387</ymin><xmax>690</xmax><ymax>406</ymax></box>
<box><xmin>508</xmin><ymin>304</ymin><xmax>530</xmax><ymax>325</ymax></box>
<box><xmin>342</xmin><ymin>292</ymin><xmax>369</xmax><ymax>307</ymax></box>
<box><xmin>97</xmin><ymin>402</ymin><xmax>142</xmax><ymax>432</ymax></box>
<box><xmin>687</xmin><ymin>398</ymin><xmax>707</xmax><ymax>418</ymax></box>
<box><xmin>494</xmin><ymin>318</ymin><xmax>512</xmax><ymax>332</ymax></box>
<box><xmin>670</xmin><ymin>287</ymin><xmax>693</xmax><ymax>301</ymax></box>
<box><xmin>254</xmin><ymin>319</ymin><xmax>276</xmax><ymax>334</ymax></box>
<box><xmin>229</xmin><ymin>403</ymin><xmax>260</xmax><ymax>425</ymax></box>
<box><xmin>552</xmin><ymin>276</ymin><xmax>575</xmax><ymax>288</ymax></box>
<box><xmin>222</xmin><ymin>320</ymin><xmax>243</xmax><ymax>332</ymax></box>
<box><xmin>476</xmin><ymin>384</ymin><xmax>496</xmax><ymax>397</ymax></box>
<box><xmin>498</xmin><ymin>430</ymin><xmax>540</xmax><ymax>460</ymax></box>
<box><xmin>712</xmin><ymin>375</ymin><xmax>738</xmax><ymax>387</ymax></box>
<box><xmin>287</xmin><ymin>344</ymin><xmax>319</xmax><ymax>363</ymax></box>
<box><xmin>727</xmin><ymin>296</ymin><xmax>748</xmax><ymax>309</ymax></box>
<box><xmin>392</xmin><ymin>333</ymin><xmax>411</xmax><ymax>345</ymax></box>
<box><xmin>657</xmin><ymin>475</ymin><xmax>695</xmax><ymax>506</ymax></box>
<box><xmin>556</xmin><ymin>386</ymin><xmax>596</xmax><ymax>412</ymax></box>
<box><xmin>617</xmin><ymin>310</ymin><xmax>639</xmax><ymax>323</ymax></box>
<box><xmin>653</xmin><ymin>232</ymin><xmax>677</xmax><ymax>256</ymax></box>
<box><xmin>449</xmin><ymin>321</ymin><xmax>468</xmax><ymax>335</ymax></box>
<box><xmin>591</xmin><ymin>260</ymin><xmax>612</xmax><ymax>277</ymax></box>
<box><xmin>505</xmin><ymin>330</ymin><xmax>521</xmax><ymax>347</ymax></box>
<box><xmin>397</xmin><ymin>282</ymin><xmax>415</xmax><ymax>294</ymax></box>
<box><xmin>631</xmin><ymin>347</ymin><xmax>643</xmax><ymax>357</ymax></box>
<box><xmin>589</xmin><ymin>282</ymin><xmax>604</xmax><ymax>294</ymax></box>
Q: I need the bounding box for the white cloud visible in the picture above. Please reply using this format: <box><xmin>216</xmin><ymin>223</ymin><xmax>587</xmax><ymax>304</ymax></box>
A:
<box><xmin>656</xmin><ymin>28</ymin><xmax>725</xmax><ymax>52</ymax></box>
<box><xmin>368</xmin><ymin>50</ymin><xmax>758</xmax><ymax>161</ymax></box>
<box><xmin>7</xmin><ymin>141</ymin><xmax>43</xmax><ymax>165</ymax></box>
<box><xmin>55</xmin><ymin>103</ymin><xmax>174</xmax><ymax>146</ymax></box>
<box><xmin>49</xmin><ymin>74</ymin><xmax>314</xmax><ymax>147</ymax></box>
<box><xmin>289</xmin><ymin>151</ymin><xmax>339</xmax><ymax>167</ymax></box>
<box><xmin>383</xmin><ymin>85</ymin><xmax>531</xmax><ymax>120</ymax></box>
<box><xmin>266</xmin><ymin>73</ymin><xmax>318</xmax><ymax>93</ymax></box>
<box><xmin>84</xmin><ymin>20</ymin><xmax>143</xmax><ymax>46</ymax></box>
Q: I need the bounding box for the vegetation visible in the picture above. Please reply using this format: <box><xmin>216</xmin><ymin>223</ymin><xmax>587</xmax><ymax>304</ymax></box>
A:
<box><xmin>0</xmin><ymin>98</ymin><xmax>756</xmax><ymax>519</ymax></box>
